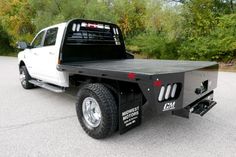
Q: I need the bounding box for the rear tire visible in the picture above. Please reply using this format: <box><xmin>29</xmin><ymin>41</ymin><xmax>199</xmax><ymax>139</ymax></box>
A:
<box><xmin>76</xmin><ymin>83</ymin><xmax>118</xmax><ymax>139</ymax></box>
<box><xmin>19</xmin><ymin>66</ymin><xmax>34</xmax><ymax>89</ymax></box>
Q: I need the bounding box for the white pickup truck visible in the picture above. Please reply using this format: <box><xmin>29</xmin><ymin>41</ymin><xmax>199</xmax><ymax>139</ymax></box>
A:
<box><xmin>17</xmin><ymin>19</ymin><xmax>218</xmax><ymax>139</ymax></box>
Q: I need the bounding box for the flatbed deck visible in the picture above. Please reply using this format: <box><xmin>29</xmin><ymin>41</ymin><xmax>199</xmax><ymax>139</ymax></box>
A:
<box><xmin>60</xmin><ymin>59</ymin><xmax>217</xmax><ymax>75</ymax></box>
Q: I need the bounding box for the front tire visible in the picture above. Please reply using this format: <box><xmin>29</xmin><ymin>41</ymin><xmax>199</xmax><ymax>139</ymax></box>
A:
<box><xmin>19</xmin><ymin>66</ymin><xmax>34</xmax><ymax>89</ymax></box>
<box><xmin>76</xmin><ymin>83</ymin><xmax>118</xmax><ymax>139</ymax></box>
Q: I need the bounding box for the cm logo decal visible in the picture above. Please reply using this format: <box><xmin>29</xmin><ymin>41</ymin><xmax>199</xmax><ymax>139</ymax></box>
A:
<box><xmin>163</xmin><ymin>101</ymin><xmax>176</xmax><ymax>111</ymax></box>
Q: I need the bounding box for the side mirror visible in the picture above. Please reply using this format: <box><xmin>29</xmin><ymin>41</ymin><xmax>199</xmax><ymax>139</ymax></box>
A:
<box><xmin>16</xmin><ymin>41</ymin><xmax>29</xmax><ymax>50</ymax></box>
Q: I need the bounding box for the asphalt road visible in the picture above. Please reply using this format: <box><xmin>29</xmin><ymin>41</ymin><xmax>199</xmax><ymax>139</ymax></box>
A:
<box><xmin>0</xmin><ymin>56</ymin><xmax>236</xmax><ymax>157</ymax></box>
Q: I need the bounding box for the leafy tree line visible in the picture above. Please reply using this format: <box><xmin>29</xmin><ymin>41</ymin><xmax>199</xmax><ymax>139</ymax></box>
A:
<box><xmin>0</xmin><ymin>0</ymin><xmax>236</xmax><ymax>62</ymax></box>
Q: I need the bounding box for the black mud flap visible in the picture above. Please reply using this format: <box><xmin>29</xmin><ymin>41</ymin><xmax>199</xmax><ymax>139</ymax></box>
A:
<box><xmin>119</xmin><ymin>91</ymin><xmax>142</xmax><ymax>134</ymax></box>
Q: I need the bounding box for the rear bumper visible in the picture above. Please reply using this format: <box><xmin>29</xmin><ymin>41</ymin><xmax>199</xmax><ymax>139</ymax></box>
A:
<box><xmin>173</xmin><ymin>91</ymin><xmax>216</xmax><ymax>118</ymax></box>
<box><xmin>118</xmin><ymin>62</ymin><xmax>218</xmax><ymax>134</ymax></box>
<box><xmin>138</xmin><ymin>63</ymin><xmax>218</xmax><ymax>114</ymax></box>
<box><xmin>118</xmin><ymin>63</ymin><xmax>218</xmax><ymax>134</ymax></box>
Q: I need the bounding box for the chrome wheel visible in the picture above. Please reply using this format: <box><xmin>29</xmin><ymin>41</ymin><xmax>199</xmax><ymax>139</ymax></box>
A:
<box><xmin>19</xmin><ymin>69</ymin><xmax>26</xmax><ymax>86</ymax></box>
<box><xmin>82</xmin><ymin>97</ymin><xmax>102</xmax><ymax>128</ymax></box>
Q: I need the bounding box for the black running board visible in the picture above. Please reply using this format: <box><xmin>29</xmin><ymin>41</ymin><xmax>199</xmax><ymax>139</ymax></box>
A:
<box><xmin>29</xmin><ymin>80</ymin><xmax>65</xmax><ymax>93</ymax></box>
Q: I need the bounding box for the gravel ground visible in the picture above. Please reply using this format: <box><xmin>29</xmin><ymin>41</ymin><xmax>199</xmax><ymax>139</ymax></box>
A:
<box><xmin>0</xmin><ymin>56</ymin><xmax>236</xmax><ymax>157</ymax></box>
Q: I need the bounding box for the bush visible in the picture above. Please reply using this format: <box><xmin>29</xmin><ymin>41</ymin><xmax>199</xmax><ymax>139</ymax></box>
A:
<box><xmin>127</xmin><ymin>32</ymin><xmax>179</xmax><ymax>59</ymax></box>
<box><xmin>178</xmin><ymin>14</ymin><xmax>236</xmax><ymax>61</ymax></box>
<box><xmin>0</xmin><ymin>25</ymin><xmax>14</xmax><ymax>55</ymax></box>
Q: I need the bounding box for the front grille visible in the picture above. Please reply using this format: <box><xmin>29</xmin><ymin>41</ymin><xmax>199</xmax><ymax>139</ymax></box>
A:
<box><xmin>158</xmin><ymin>83</ymin><xmax>181</xmax><ymax>102</ymax></box>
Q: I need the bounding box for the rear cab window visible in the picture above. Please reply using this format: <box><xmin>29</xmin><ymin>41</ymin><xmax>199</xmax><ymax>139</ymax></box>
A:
<box><xmin>44</xmin><ymin>27</ymin><xmax>58</xmax><ymax>46</ymax></box>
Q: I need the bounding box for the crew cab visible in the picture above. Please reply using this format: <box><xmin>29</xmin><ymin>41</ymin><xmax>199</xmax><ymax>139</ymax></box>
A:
<box><xmin>17</xmin><ymin>19</ymin><xmax>218</xmax><ymax>139</ymax></box>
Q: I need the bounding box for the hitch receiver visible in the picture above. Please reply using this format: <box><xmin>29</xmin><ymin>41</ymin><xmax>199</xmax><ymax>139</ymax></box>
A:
<box><xmin>173</xmin><ymin>91</ymin><xmax>216</xmax><ymax>118</ymax></box>
<box><xmin>191</xmin><ymin>100</ymin><xmax>216</xmax><ymax>116</ymax></box>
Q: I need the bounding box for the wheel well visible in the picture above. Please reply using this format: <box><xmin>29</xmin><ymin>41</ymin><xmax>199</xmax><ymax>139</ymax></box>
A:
<box><xmin>70</xmin><ymin>74</ymin><xmax>146</xmax><ymax>105</ymax></box>
<box><xmin>19</xmin><ymin>61</ymin><xmax>25</xmax><ymax>68</ymax></box>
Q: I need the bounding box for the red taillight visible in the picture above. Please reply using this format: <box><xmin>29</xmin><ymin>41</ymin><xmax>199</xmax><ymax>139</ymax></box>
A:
<box><xmin>128</xmin><ymin>73</ymin><xmax>136</xmax><ymax>80</ymax></box>
<box><xmin>153</xmin><ymin>80</ymin><xmax>162</xmax><ymax>87</ymax></box>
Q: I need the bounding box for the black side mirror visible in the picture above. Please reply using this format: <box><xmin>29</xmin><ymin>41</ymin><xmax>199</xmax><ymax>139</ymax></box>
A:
<box><xmin>16</xmin><ymin>41</ymin><xmax>29</xmax><ymax>50</ymax></box>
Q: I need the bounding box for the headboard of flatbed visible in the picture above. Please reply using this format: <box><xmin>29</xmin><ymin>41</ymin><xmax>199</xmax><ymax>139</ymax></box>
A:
<box><xmin>60</xmin><ymin>19</ymin><xmax>127</xmax><ymax>63</ymax></box>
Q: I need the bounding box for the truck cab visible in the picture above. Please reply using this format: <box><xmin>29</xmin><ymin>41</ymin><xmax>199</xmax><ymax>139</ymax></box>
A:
<box><xmin>18</xmin><ymin>23</ymin><xmax>69</xmax><ymax>87</ymax></box>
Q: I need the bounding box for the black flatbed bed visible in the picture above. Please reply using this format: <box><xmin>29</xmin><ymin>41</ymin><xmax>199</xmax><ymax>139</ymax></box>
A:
<box><xmin>58</xmin><ymin>59</ymin><xmax>217</xmax><ymax>82</ymax></box>
<box><xmin>59</xmin><ymin>59</ymin><xmax>217</xmax><ymax>74</ymax></box>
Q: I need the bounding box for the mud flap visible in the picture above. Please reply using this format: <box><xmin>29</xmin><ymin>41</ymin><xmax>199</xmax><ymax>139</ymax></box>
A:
<box><xmin>119</xmin><ymin>90</ymin><xmax>142</xmax><ymax>134</ymax></box>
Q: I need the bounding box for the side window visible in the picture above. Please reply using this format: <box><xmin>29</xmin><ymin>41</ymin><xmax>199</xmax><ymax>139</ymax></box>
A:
<box><xmin>31</xmin><ymin>31</ymin><xmax>45</xmax><ymax>48</ymax></box>
<box><xmin>44</xmin><ymin>27</ymin><xmax>58</xmax><ymax>46</ymax></box>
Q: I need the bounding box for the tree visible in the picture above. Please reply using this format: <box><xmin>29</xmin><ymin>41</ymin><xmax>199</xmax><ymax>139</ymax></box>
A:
<box><xmin>113</xmin><ymin>0</ymin><xmax>146</xmax><ymax>37</ymax></box>
<box><xmin>0</xmin><ymin>24</ymin><xmax>13</xmax><ymax>54</ymax></box>
<box><xmin>181</xmin><ymin>0</ymin><xmax>217</xmax><ymax>37</ymax></box>
<box><xmin>0</xmin><ymin>0</ymin><xmax>35</xmax><ymax>46</ymax></box>
<box><xmin>126</xmin><ymin>0</ymin><xmax>181</xmax><ymax>59</ymax></box>
<box><xmin>30</xmin><ymin>0</ymin><xmax>115</xmax><ymax>31</ymax></box>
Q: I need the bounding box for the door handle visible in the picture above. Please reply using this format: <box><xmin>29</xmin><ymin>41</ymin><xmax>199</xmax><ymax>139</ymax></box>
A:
<box><xmin>49</xmin><ymin>52</ymin><xmax>55</xmax><ymax>55</ymax></box>
<box><xmin>33</xmin><ymin>52</ymin><xmax>38</xmax><ymax>55</ymax></box>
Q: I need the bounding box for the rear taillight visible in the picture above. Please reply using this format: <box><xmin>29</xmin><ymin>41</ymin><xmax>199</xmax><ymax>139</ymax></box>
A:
<box><xmin>171</xmin><ymin>84</ymin><xmax>177</xmax><ymax>98</ymax></box>
<box><xmin>158</xmin><ymin>83</ymin><xmax>181</xmax><ymax>102</ymax></box>
<box><xmin>158</xmin><ymin>86</ymin><xmax>165</xmax><ymax>101</ymax></box>
<box><xmin>165</xmin><ymin>85</ymin><xmax>172</xmax><ymax>100</ymax></box>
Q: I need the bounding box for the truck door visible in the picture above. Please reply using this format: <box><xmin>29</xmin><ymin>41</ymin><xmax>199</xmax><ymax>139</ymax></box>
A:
<box><xmin>28</xmin><ymin>30</ymin><xmax>46</xmax><ymax>78</ymax></box>
<box><xmin>37</xmin><ymin>27</ymin><xmax>61</xmax><ymax>85</ymax></box>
